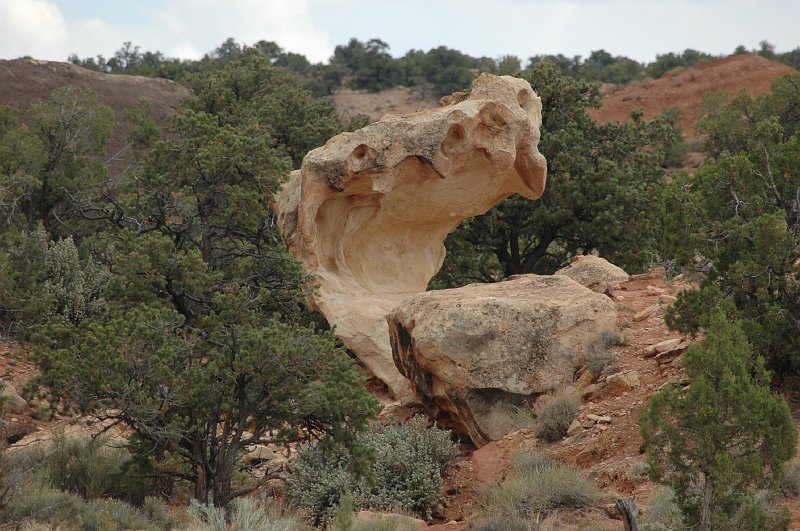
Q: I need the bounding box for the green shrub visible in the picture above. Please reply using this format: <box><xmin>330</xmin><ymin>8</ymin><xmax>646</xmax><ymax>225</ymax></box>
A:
<box><xmin>535</xmin><ymin>393</ymin><xmax>579</xmax><ymax>443</ymax></box>
<box><xmin>779</xmin><ymin>460</ymin><xmax>800</xmax><ymax>498</ymax></box>
<box><xmin>17</xmin><ymin>431</ymin><xmax>149</xmax><ymax>503</ymax></box>
<box><xmin>479</xmin><ymin>451</ymin><xmax>602</xmax><ymax>521</ymax></box>
<box><xmin>286</xmin><ymin>417</ymin><xmax>458</xmax><ymax>524</ymax></box>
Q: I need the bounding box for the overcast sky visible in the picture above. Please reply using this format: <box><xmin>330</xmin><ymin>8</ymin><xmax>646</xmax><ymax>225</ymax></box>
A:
<box><xmin>1</xmin><ymin>0</ymin><xmax>798</xmax><ymax>66</ymax></box>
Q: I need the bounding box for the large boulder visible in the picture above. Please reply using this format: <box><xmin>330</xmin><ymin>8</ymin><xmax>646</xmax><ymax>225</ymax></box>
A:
<box><xmin>388</xmin><ymin>275</ymin><xmax>618</xmax><ymax>446</ymax></box>
<box><xmin>274</xmin><ymin>74</ymin><xmax>547</xmax><ymax>402</ymax></box>
<box><xmin>555</xmin><ymin>255</ymin><xmax>629</xmax><ymax>293</ymax></box>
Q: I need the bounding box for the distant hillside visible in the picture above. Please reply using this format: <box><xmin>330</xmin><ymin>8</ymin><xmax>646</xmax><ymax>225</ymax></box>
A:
<box><xmin>590</xmin><ymin>54</ymin><xmax>796</xmax><ymax>137</ymax></box>
<box><xmin>0</xmin><ymin>59</ymin><xmax>190</xmax><ymax>173</ymax></box>
<box><xmin>331</xmin><ymin>86</ymin><xmax>440</xmax><ymax>122</ymax></box>
<box><xmin>330</xmin><ymin>54</ymin><xmax>797</xmax><ymax>142</ymax></box>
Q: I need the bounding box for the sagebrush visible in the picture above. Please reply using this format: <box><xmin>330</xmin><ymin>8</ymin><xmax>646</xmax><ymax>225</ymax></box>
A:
<box><xmin>286</xmin><ymin>417</ymin><xmax>458</xmax><ymax>524</ymax></box>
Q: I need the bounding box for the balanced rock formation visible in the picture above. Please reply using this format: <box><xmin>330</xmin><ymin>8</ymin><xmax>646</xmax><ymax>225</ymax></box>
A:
<box><xmin>555</xmin><ymin>255</ymin><xmax>629</xmax><ymax>294</ymax></box>
<box><xmin>388</xmin><ymin>275</ymin><xmax>618</xmax><ymax>446</ymax></box>
<box><xmin>274</xmin><ymin>74</ymin><xmax>547</xmax><ymax>402</ymax></box>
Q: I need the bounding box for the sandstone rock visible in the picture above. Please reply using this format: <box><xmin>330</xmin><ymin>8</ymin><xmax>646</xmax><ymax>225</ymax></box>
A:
<box><xmin>606</xmin><ymin>371</ymin><xmax>640</xmax><ymax>393</ymax></box>
<box><xmin>242</xmin><ymin>445</ymin><xmax>284</xmax><ymax>466</ymax></box>
<box><xmin>567</xmin><ymin>419</ymin><xmax>582</xmax><ymax>437</ymax></box>
<box><xmin>597</xmin><ymin>415</ymin><xmax>612</xmax><ymax>424</ymax></box>
<box><xmin>660</xmin><ymin>294</ymin><xmax>678</xmax><ymax>305</ymax></box>
<box><xmin>575</xmin><ymin>370</ymin><xmax>595</xmax><ymax>389</ymax></box>
<box><xmin>645</xmin><ymin>285</ymin><xmax>664</xmax><ymax>296</ymax></box>
<box><xmin>274</xmin><ymin>74</ymin><xmax>547</xmax><ymax>402</ymax></box>
<box><xmin>633</xmin><ymin>304</ymin><xmax>660</xmax><ymax>322</ymax></box>
<box><xmin>0</xmin><ymin>382</ymin><xmax>27</xmax><ymax>414</ymax></box>
<box><xmin>644</xmin><ymin>338</ymin><xmax>682</xmax><ymax>357</ymax></box>
<box><xmin>586</xmin><ymin>414</ymin><xmax>602</xmax><ymax>422</ymax></box>
<box><xmin>555</xmin><ymin>255</ymin><xmax>629</xmax><ymax>293</ymax></box>
<box><xmin>389</xmin><ymin>274</ymin><xmax>617</xmax><ymax>446</ymax></box>
<box><xmin>378</xmin><ymin>401</ymin><xmax>415</xmax><ymax>424</ymax></box>
<box><xmin>581</xmin><ymin>383</ymin><xmax>604</xmax><ymax>401</ymax></box>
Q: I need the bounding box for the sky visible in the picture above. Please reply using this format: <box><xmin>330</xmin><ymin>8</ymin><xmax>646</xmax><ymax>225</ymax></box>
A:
<box><xmin>0</xmin><ymin>0</ymin><xmax>798</xmax><ymax>66</ymax></box>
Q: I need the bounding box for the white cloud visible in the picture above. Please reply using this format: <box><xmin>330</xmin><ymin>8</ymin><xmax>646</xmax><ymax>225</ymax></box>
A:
<box><xmin>155</xmin><ymin>0</ymin><xmax>332</xmax><ymax>61</ymax></box>
<box><xmin>0</xmin><ymin>0</ymin><xmax>67</xmax><ymax>59</ymax></box>
<box><xmin>0</xmin><ymin>0</ymin><xmax>333</xmax><ymax>63</ymax></box>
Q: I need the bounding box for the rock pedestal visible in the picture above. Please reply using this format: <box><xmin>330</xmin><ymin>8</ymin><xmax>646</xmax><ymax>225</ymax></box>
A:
<box><xmin>274</xmin><ymin>74</ymin><xmax>547</xmax><ymax>402</ymax></box>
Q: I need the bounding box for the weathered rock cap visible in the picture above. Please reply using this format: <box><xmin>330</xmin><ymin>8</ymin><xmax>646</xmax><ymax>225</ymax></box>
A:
<box><xmin>389</xmin><ymin>274</ymin><xmax>618</xmax><ymax>446</ymax></box>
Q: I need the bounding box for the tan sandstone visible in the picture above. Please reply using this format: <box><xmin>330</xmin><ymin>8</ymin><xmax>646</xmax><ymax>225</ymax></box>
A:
<box><xmin>274</xmin><ymin>74</ymin><xmax>547</xmax><ymax>402</ymax></box>
<box><xmin>554</xmin><ymin>255</ymin><xmax>629</xmax><ymax>294</ymax></box>
<box><xmin>388</xmin><ymin>274</ymin><xmax>618</xmax><ymax>446</ymax></box>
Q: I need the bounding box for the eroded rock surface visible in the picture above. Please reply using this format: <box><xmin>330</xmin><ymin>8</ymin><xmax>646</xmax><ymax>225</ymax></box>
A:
<box><xmin>554</xmin><ymin>255</ymin><xmax>629</xmax><ymax>294</ymax></box>
<box><xmin>275</xmin><ymin>74</ymin><xmax>547</xmax><ymax>402</ymax></box>
<box><xmin>388</xmin><ymin>275</ymin><xmax>618</xmax><ymax>446</ymax></box>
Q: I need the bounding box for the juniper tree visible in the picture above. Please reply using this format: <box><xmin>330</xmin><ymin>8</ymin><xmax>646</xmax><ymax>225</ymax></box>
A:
<box><xmin>639</xmin><ymin>314</ymin><xmax>796</xmax><ymax>530</ymax></box>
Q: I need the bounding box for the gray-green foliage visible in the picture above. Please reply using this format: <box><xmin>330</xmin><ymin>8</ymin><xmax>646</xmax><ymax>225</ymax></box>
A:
<box><xmin>2</xmin><ymin>483</ymin><xmax>173</xmax><ymax>531</ymax></box>
<box><xmin>584</xmin><ymin>330</ymin><xmax>622</xmax><ymax>378</ymax></box>
<box><xmin>535</xmin><ymin>393</ymin><xmax>579</xmax><ymax>443</ymax></box>
<box><xmin>187</xmin><ymin>496</ymin><xmax>306</xmax><ymax>531</ymax></box>
<box><xmin>3</xmin><ymin>432</ymin><xmax>149</xmax><ymax>504</ymax></box>
<box><xmin>0</xmin><ymin>226</ymin><xmax>108</xmax><ymax>333</ymax></box>
<box><xmin>479</xmin><ymin>451</ymin><xmax>602</xmax><ymax>521</ymax></box>
<box><xmin>286</xmin><ymin>417</ymin><xmax>458</xmax><ymax>524</ymax></box>
<box><xmin>779</xmin><ymin>460</ymin><xmax>800</xmax><ymax>498</ymax></box>
<box><xmin>0</xmin><ymin>433</ymin><xmax>176</xmax><ymax>529</ymax></box>
<box><xmin>639</xmin><ymin>487</ymin><xmax>685</xmax><ymax>531</ymax></box>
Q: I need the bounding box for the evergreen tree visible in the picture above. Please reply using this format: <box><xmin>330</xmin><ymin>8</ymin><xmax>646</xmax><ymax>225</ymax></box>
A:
<box><xmin>433</xmin><ymin>61</ymin><xmax>676</xmax><ymax>287</ymax></box>
<box><xmin>665</xmin><ymin>73</ymin><xmax>800</xmax><ymax>372</ymax></box>
<box><xmin>639</xmin><ymin>314</ymin><xmax>796</xmax><ymax>530</ymax></box>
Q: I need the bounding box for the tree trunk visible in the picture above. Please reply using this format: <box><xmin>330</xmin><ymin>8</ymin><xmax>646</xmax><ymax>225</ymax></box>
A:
<box><xmin>193</xmin><ymin>442</ymin><xmax>210</xmax><ymax>504</ymax></box>
<box><xmin>615</xmin><ymin>498</ymin><xmax>639</xmax><ymax>531</ymax></box>
<box><xmin>194</xmin><ymin>461</ymin><xmax>209</xmax><ymax>504</ymax></box>
<box><xmin>700</xmin><ymin>475</ymin><xmax>715</xmax><ymax>531</ymax></box>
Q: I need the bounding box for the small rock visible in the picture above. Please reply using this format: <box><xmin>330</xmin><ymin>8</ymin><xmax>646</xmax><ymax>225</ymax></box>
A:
<box><xmin>582</xmin><ymin>420</ymin><xmax>596</xmax><ymax>429</ymax></box>
<box><xmin>0</xmin><ymin>382</ymin><xmax>27</xmax><ymax>414</ymax></box>
<box><xmin>597</xmin><ymin>424</ymin><xmax>608</xmax><ymax>431</ymax></box>
<box><xmin>567</xmin><ymin>419</ymin><xmax>582</xmax><ymax>436</ymax></box>
<box><xmin>643</xmin><ymin>338</ymin><xmax>682</xmax><ymax>357</ymax></box>
<box><xmin>604</xmin><ymin>503</ymin><xmax>622</xmax><ymax>520</ymax></box>
<box><xmin>606</xmin><ymin>371</ymin><xmax>641</xmax><ymax>392</ymax></box>
<box><xmin>597</xmin><ymin>416</ymin><xmax>612</xmax><ymax>424</ymax></box>
<box><xmin>633</xmin><ymin>304</ymin><xmax>660</xmax><ymax>322</ymax></box>
<box><xmin>242</xmin><ymin>445</ymin><xmax>284</xmax><ymax>466</ymax></box>
<box><xmin>645</xmin><ymin>285</ymin><xmax>664</xmax><ymax>296</ymax></box>
<box><xmin>660</xmin><ymin>294</ymin><xmax>678</xmax><ymax>305</ymax></box>
<box><xmin>575</xmin><ymin>370</ymin><xmax>595</xmax><ymax>389</ymax></box>
<box><xmin>581</xmin><ymin>383</ymin><xmax>603</xmax><ymax>400</ymax></box>
<box><xmin>586</xmin><ymin>413</ymin><xmax>601</xmax><ymax>422</ymax></box>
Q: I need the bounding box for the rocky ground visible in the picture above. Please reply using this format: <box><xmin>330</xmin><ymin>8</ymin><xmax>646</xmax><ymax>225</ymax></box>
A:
<box><xmin>429</xmin><ymin>268</ymin><xmax>800</xmax><ymax>530</ymax></box>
